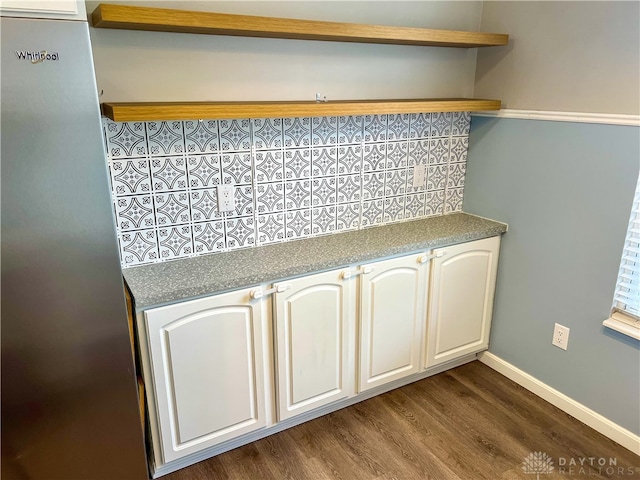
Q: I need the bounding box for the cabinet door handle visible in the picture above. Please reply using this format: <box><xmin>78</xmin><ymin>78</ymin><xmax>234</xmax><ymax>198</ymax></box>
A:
<box><xmin>417</xmin><ymin>251</ymin><xmax>447</xmax><ymax>264</ymax></box>
<box><xmin>341</xmin><ymin>266</ymin><xmax>374</xmax><ymax>280</ymax></box>
<box><xmin>250</xmin><ymin>289</ymin><xmax>264</xmax><ymax>300</ymax></box>
<box><xmin>251</xmin><ymin>283</ymin><xmax>292</xmax><ymax>299</ymax></box>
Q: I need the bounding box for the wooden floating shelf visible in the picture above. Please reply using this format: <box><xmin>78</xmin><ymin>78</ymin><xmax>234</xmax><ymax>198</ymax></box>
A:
<box><xmin>91</xmin><ymin>4</ymin><xmax>508</xmax><ymax>48</ymax></box>
<box><xmin>101</xmin><ymin>98</ymin><xmax>502</xmax><ymax>122</ymax></box>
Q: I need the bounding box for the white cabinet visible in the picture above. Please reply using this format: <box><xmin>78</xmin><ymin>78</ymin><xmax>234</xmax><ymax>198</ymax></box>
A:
<box><xmin>358</xmin><ymin>254</ymin><xmax>428</xmax><ymax>392</ymax></box>
<box><xmin>141</xmin><ymin>287</ymin><xmax>269</xmax><ymax>464</ymax></box>
<box><xmin>273</xmin><ymin>269</ymin><xmax>355</xmax><ymax>421</ymax></box>
<box><xmin>425</xmin><ymin>236</ymin><xmax>500</xmax><ymax>368</ymax></box>
<box><xmin>135</xmin><ymin>235</ymin><xmax>502</xmax><ymax>474</ymax></box>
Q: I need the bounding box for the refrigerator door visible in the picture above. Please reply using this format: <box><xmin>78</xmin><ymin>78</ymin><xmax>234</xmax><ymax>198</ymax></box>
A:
<box><xmin>1</xmin><ymin>17</ymin><xmax>148</xmax><ymax>480</ymax></box>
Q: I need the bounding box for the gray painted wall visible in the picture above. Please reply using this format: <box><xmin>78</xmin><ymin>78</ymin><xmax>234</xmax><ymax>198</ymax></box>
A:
<box><xmin>87</xmin><ymin>1</ymin><xmax>482</xmax><ymax>103</ymax></box>
<box><xmin>464</xmin><ymin>116</ymin><xmax>640</xmax><ymax>434</ymax></box>
<box><xmin>475</xmin><ymin>1</ymin><xmax>640</xmax><ymax>114</ymax></box>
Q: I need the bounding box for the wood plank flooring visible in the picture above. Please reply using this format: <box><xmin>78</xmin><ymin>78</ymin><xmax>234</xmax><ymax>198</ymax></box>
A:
<box><xmin>163</xmin><ymin>361</ymin><xmax>640</xmax><ymax>480</ymax></box>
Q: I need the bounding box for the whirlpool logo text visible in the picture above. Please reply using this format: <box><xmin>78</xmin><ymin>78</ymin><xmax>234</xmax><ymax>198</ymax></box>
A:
<box><xmin>15</xmin><ymin>50</ymin><xmax>60</xmax><ymax>64</ymax></box>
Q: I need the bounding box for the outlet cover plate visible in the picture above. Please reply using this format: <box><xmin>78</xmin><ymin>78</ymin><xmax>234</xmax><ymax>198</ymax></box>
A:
<box><xmin>552</xmin><ymin>323</ymin><xmax>570</xmax><ymax>350</ymax></box>
<box><xmin>217</xmin><ymin>185</ymin><xmax>235</xmax><ymax>212</ymax></box>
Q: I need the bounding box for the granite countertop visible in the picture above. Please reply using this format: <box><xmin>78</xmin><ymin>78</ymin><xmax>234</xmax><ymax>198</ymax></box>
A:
<box><xmin>124</xmin><ymin>212</ymin><xmax>507</xmax><ymax>310</ymax></box>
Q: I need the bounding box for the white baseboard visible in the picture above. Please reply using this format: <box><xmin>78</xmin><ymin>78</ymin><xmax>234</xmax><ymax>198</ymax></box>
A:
<box><xmin>478</xmin><ymin>352</ymin><xmax>640</xmax><ymax>456</ymax></box>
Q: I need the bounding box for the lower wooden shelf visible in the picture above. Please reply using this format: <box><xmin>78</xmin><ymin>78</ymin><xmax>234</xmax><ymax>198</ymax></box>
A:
<box><xmin>101</xmin><ymin>98</ymin><xmax>501</xmax><ymax>122</ymax></box>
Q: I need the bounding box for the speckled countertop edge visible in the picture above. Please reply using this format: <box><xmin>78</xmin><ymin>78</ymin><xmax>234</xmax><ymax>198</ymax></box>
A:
<box><xmin>124</xmin><ymin>212</ymin><xmax>507</xmax><ymax>310</ymax></box>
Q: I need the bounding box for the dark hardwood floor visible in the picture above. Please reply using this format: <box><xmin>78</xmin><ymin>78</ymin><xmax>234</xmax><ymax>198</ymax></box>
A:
<box><xmin>163</xmin><ymin>361</ymin><xmax>640</xmax><ymax>480</ymax></box>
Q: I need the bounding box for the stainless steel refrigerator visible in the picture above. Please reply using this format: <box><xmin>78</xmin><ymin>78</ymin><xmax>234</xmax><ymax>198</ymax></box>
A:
<box><xmin>1</xmin><ymin>7</ymin><xmax>148</xmax><ymax>480</ymax></box>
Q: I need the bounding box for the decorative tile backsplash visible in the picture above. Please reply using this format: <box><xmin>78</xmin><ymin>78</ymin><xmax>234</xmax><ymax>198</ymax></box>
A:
<box><xmin>103</xmin><ymin>112</ymin><xmax>470</xmax><ymax>267</ymax></box>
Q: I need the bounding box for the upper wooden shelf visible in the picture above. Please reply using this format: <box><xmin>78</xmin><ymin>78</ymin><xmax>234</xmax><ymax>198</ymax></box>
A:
<box><xmin>101</xmin><ymin>98</ymin><xmax>501</xmax><ymax>122</ymax></box>
<box><xmin>91</xmin><ymin>4</ymin><xmax>509</xmax><ymax>48</ymax></box>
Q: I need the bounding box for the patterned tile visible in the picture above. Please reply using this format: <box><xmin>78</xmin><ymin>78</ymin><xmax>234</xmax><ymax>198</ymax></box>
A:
<box><xmin>430</xmin><ymin>112</ymin><xmax>452</xmax><ymax>138</ymax></box>
<box><xmin>338</xmin><ymin>115</ymin><xmax>363</xmax><ymax>144</ymax></box>
<box><xmin>109</xmin><ymin>159</ymin><xmax>151</xmax><ymax>196</ymax></box>
<box><xmin>387</xmin><ymin>114</ymin><xmax>409</xmax><ymax>142</ymax></box>
<box><xmin>385</xmin><ymin>169</ymin><xmax>407</xmax><ymax>197</ymax></box>
<box><xmin>255</xmin><ymin>182</ymin><xmax>285</xmax><ymax>214</ymax></box>
<box><xmin>337</xmin><ymin>174</ymin><xmax>361</xmax><ymax>203</ymax></box>
<box><xmin>187</xmin><ymin>155</ymin><xmax>221</xmax><ymax>189</ymax></box>
<box><xmin>312</xmin><ymin>206</ymin><xmax>336</xmax><ymax>235</ymax></box>
<box><xmin>387</xmin><ymin>141</ymin><xmax>408</xmax><ymax>169</ymax></box>
<box><xmin>285</xmin><ymin>209</ymin><xmax>312</xmax><ymax>240</ymax></box>
<box><xmin>221</xmin><ymin>152</ymin><xmax>252</xmax><ymax>185</ymax></box>
<box><xmin>426</xmin><ymin>190</ymin><xmax>445</xmax><ymax>216</ymax></box>
<box><xmin>312</xmin><ymin>177</ymin><xmax>337</xmax><ymax>206</ymax></box>
<box><xmin>383</xmin><ymin>195</ymin><xmax>405</xmax><ymax>223</ymax></box>
<box><xmin>311</xmin><ymin>147</ymin><xmax>338</xmax><ymax>177</ymax></box>
<box><xmin>363</xmin><ymin>115</ymin><xmax>387</xmax><ymax>143</ymax></box>
<box><xmin>285</xmin><ymin>179</ymin><xmax>312</xmax><ymax>210</ymax></box>
<box><xmin>219</xmin><ymin>119</ymin><xmax>251</xmax><ymax>152</ymax></box>
<box><xmin>427</xmin><ymin>165</ymin><xmax>448</xmax><ymax>191</ymax></box>
<box><xmin>114</xmin><ymin>194</ymin><xmax>154</xmax><ymax>231</ymax></box>
<box><xmin>147</xmin><ymin>121</ymin><xmax>184</xmax><ymax>156</ymax></box>
<box><xmin>225</xmin><ymin>217</ymin><xmax>255</xmax><ymax>250</ymax></box>
<box><xmin>158</xmin><ymin>225</ymin><xmax>193</xmax><ymax>260</ymax></box>
<box><xmin>405</xmin><ymin>193</ymin><xmax>426</xmax><ymax>219</ymax></box>
<box><xmin>429</xmin><ymin>138</ymin><xmax>450</xmax><ymax>165</ymax></box>
<box><xmin>190</xmin><ymin>188</ymin><xmax>221</xmax><ymax>222</ymax></box>
<box><xmin>337</xmin><ymin>145</ymin><xmax>362</xmax><ymax>175</ymax></box>
<box><xmin>107</xmin><ymin>111</ymin><xmax>469</xmax><ymax>268</ymax></box>
<box><xmin>361</xmin><ymin>199</ymin><xmax>384</xmax><ymax>228</ymax></box>
<box><xmin>104</xmin><ymin>121</ymin><xmax>147</xmax><ymax>159</ymax></box>
<box><xmin>362</xmin><ymin>171</ymin><xmax>385</xmax><ymax>200</ymax></box>
<box><xmin>283</xmin><ymin>117</ymin><xmax>311</xmax><ymax>148</ymax></box>
<box><xmin>408</xmin><ymin>139</ymin><xmax>430</xmax><ymax>167</ymax></box>
<box><xmin>451</xmin><ymin>112</ymin><xmax>471</xmax><ymax>137</ymax></box>
<box><xmin>409</xmin><ymin>113</ymin><xmax>431</xmax><ymax>139</ymax></box>
<box><xmin>193</xmin><ymin>220</ymin><xmax>226</xmax><ymax>254</ymax></box>
<box><xmin>155</xmin><ymin>192</ymin><xmax>191</xmax><ymax>226</ymax></box>
<box><xmin>119</xmin><ymin>229</ymin><xmax>158</xmax><ymax>266</ymax></box>
<box><xmin>445</xmin><ymin>187</ymin><xmax>464</xmax><ymax>213</ymax></box>
<box><xmin>150</xmin><ymin>156</ymin><xmax>188</xmax><ymax>192</ymax></box>
<box><xmin>252</xmin><ymin>118</ymin><xmax>283</xmax><ymax>150</ymax></box>
<box><xmin>311</xmin><ymin>116</ymin><xmax>338</xmax><ymax>146</ymax></box>
<box><xmin>284</xmin><ymin>148</ymin><xmax>311</xmax><ymax>180</ymax></box>
<box><xmin>362</xmin><ymin>143</ymin><xmax>386</xmax><ymax>172</ymax></box>
<box><xmin>184</xmin><ymin>119</ymin><xmax>220</xmax><ymax>153</ymax></box>
<box><xmin>257</xmin><ymin>213</ymin><xmax>285</xmax><ymax>245</ymax></box>
<box><xmin>447</xmin><ymin>162</ymin><xmax>466</xmax><ymax>189</ymax></box>
<box><xmin>229</xmin><ymin>184</ymin><xmax>254</xmax><ymax>218</ymax></box>
<box><xmin>336</xmin><ymin>203</ymin><xmax>360</xmax><ymax>232</ymax></box>
<box><xmin>255</xmin><ymin>150</ymin><xmax>284</xmax><ymax>183</ymax></box>
<box><xmin>450</xmin><ymin>136</ymin><xmax>469</xmax><ymax>164</ymax></box>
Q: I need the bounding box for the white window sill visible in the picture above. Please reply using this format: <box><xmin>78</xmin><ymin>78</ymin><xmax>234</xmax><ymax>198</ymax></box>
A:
<box><xmin>603</xmin><ymin>312</ymin><xmax>640</xmax><ymax>340</ymax></box>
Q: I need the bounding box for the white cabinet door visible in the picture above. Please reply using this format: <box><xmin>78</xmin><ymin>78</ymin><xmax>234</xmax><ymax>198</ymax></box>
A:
<box><xmin>273</xmin><ymin>269</ymin><xmax>355</xmax><ymax>421</ymax></box>
<box><xmin>358</xmin><ymin>254</ymin><xmax>427</xmax><ymax>392</ymax></box>
<box><xmin>425</xmin><ymin>236</ymin><xmax>500</xmax><ymax>368</ymax></box>
<box><xmin>143</xmin><ymin>288</ymin><xmax>268</xmax><ymax>464</ymax></box>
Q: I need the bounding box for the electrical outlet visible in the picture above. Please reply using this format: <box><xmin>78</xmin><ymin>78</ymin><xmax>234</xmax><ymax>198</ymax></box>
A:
<box><xmin>412</xmin><ymin>164</ymin><xmax>426</xmax><ymax>188</ymax></box>
<box><xmin>217</xmin><ymin>185</ymin><xmax>235</xmax><ymax>213</ymax></box>
<box><xmin>552</xmin><ymin>323</ymin><xmax>570</xmax><ymax>350</ymax></box>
